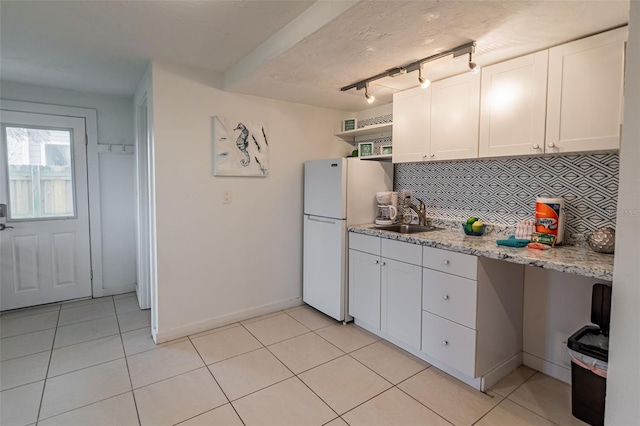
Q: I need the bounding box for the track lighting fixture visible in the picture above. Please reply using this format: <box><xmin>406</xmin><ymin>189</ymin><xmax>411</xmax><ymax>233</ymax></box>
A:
<box><xmin>340</xmin><ymin>41</ymin><xmax>477</xmax><ymax>95</ymax></box>
<box><xmin>468</xmin><ymin>52</ymin><xmax>480</xmax><ymax>74</ymax></box>
<box><xmin>364</xmin><ymin>83</ymin><xmax>375</xmax><ymax>104</ymax></box>
<box><xmin>418</xmin><ymin>67</ymin><xmax>431</xmax><ymax>89</ymax></box>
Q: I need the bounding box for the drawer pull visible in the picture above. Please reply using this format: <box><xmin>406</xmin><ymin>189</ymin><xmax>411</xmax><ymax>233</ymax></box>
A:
<box><xmin>442</xmin><ymin>294</ymin><xmax>449</xmax><ymax>300</ymax></box>
<box><xmin>441</xmin><ymin>340</ymin><xmax>449</xmax><ymax>346</ymax></box>
<box><xmin>442</xmin><ymin>259</ymin><xmax>450</xmax><ymax>265</ymax></box>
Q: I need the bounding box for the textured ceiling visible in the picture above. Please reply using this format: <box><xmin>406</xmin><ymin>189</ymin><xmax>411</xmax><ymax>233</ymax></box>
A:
<box><xmin>0</xmin><ymin>0</ymin><xmax>630</xmax><ymax>112</ymax></box>
<box><xmin>0</xmin><ymin>0</ymin><xmax>314</xmax><ymax>95</ymax></box>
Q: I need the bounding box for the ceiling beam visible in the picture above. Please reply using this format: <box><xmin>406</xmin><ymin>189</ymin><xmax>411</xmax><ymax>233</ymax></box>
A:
<box><xmin>223</xmin><ymin>0</ymin><xmax>359</xmax><ymax>90</ymax></box>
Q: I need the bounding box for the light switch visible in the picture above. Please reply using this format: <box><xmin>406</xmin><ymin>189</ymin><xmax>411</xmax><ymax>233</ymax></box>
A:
<box><xmin>223</xmin><ymin>190</ymin><xmax>232</xmax><ymax>204</ymax></box>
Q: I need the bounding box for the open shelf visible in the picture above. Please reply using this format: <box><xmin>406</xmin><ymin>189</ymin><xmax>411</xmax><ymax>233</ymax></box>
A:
<box><xmin>335</xmin><ymin>122</ymin><xmax>393</xmax><ymax>143</ymax></box>
<box><xmin>359</xmin><ymin>154</ymin><xmax>392</xmax><ymax>162</ymax></box>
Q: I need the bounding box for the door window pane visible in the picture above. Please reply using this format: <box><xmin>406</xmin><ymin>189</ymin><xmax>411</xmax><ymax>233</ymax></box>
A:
<box><xmin>4</xmin><ymin>126</ymin><xmax>75</xmax><ymax>219</ymax></box>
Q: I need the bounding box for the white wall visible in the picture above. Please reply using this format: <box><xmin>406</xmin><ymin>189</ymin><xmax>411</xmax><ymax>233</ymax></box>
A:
<box><xmin>355</xmin><ymin>103</ymin><xmax>392</xmax><ymax>122</ymax></box>
<box><xmin>0</xmin><ymin>81</ymin><xmax>133</xmax><ymax>146</ymax></box>
<box><xmin>606</xmin><ymin>1</ymin><xmax>640</xmax><ymax>424</ymax></box>
<box><xmin>522</xmin><ymin>267</ymin><xmax>608</xmax><ymax>384</ymax></box>
<box><xmin>150</xmin><ymin>61</ymin><xmax>352</xmax><ymax>340</ymax></box>
<box><xmin>0</xmin><ymin>81</ymin><xmax>137</xmax><ymax>296</ymax></box>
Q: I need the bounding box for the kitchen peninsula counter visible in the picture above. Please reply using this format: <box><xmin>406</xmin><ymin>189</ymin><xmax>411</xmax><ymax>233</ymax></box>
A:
<box><xmin>349</xmin><ymin>224</ymin><xmax>614</xmax><ymax>281</ymax></box>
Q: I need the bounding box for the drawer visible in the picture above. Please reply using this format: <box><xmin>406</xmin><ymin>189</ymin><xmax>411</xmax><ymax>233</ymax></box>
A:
<box><xmin>349</xmin><ymin>233</ymin><xmax>380</xmax><ymax>255</ymax></box>
<box><xmin>422</xmin><ymin>268</ymin><xmax>477</xmax><ymax>329</ymax></box>
<box><xmin>423</xmin><ymin>247</ymin><xmax>477</xmax><ymax>279</ymax></box>
<box><xmin>381</xmin><ymin>239</ymin><xmax>422</xmax><ymax>266</ymax></box>
<box><xmin>422</xmin><ymin>311</ymin><xmax>476</xmax><ymax>377</ymax></box>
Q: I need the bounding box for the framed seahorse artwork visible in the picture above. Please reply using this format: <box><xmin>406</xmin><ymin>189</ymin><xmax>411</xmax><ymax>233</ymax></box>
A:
<box><xmin>212</xmin><ymin>116</ymin><xmax>270</xmax><ymax>177</ymax></box>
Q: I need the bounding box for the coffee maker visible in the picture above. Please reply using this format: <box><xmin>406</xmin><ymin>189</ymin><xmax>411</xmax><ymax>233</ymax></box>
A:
<box><xmin>375</xmin><ymin>192</ymin><xmax>398</xmax><ymax>225</ymax></box>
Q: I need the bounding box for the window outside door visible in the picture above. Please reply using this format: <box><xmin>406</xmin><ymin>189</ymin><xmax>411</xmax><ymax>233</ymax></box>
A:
<box><xmin>0</xmin><ymin>110</ymin><xmax>91</xmax><ymax>310</ymax></box>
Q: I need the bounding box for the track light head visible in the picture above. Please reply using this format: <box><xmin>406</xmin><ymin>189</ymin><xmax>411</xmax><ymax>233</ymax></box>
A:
<box><xmin>418</xmin><ymin>67</ymin><xmax>431</xmax><ymax>89</ymax></box>
<box><xmin>364</xmin><ymin>84</ymin><xmax>375</xmax><ymax>104</ymax></box>
<box><xmin>468</xmin><ymin>53</ymin><xmax>480</xmax><ymax>74</ymax></box>
<box><xmin>340</xmin><ymin>41</ymin><xmax>477</xmax><ymax>95</ymax></box>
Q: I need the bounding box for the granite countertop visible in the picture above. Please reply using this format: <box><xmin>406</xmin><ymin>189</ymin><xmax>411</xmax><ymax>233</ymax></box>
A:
<box><xmin>349</xmin><ymin>224</ymin><xmax>614</xmax><ymax>282</ymax></box>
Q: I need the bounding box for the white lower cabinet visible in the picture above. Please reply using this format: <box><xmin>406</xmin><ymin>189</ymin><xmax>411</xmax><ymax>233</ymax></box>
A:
<box><xmin>348</xmin><ymin>234</ymin><xmax>422</xmax><ymax>349</ymax></box>
<box><xmin>421</xmin><ymin>249</ymin><xmax>524</xmax><ymax>379</ymax></box>
<box><xmin>348</xmin><ymin>231</ymin><xmax>525</xmax><ymax>389</ymax></box>
<box><xmin>381</xmin><ymin>257</ymin><xmax>422</xmax><ymax>350</ymax></box>
<box><xmin>348</xmin><ymin>248</ymin><xmax>381</xmax><ymax>330</ymax></box>
<box><xmin>422</xmin><ymin>267</ymin><xmax>477</xmax><ymax>329</ymax></box>
<box><xmin>421</xmin><ymin>311</ymin><xmax>476</xmax><ymax>377</ymax></box>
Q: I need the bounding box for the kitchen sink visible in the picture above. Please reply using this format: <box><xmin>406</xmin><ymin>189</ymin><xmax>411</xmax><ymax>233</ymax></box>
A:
<box><xmin>374</xmin><ymin>224</ymin><xmax>440</xmax><ymax>234</ymax></box>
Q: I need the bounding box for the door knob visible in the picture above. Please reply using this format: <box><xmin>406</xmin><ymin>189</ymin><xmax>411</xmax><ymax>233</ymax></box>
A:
<box><xmin>375</xmin><ymin>260</ymin><xmax>379</xmax><ymax>264</ymax></box>
<box><xmin>430</xmin><ymin>154</ymin><xmax>435</xmax><ymax>158</ymax></box>
<box><xmin>441</xmin><ymin>340</ymin><xmax>449</xmax><ymax>346</ymax></box>
<box><xmin>532</xmin><ymin>143</ymin><xmax>540</xmax><ymax>149</ymax></box>
<box><xmin>442</xmin><ymin>259</ymin><xmax>450</xmax><ymax>265</ymax></box>
<box><xmin>0</xmin><ymin>224</ymin><xmax>15</xmax><ymax>231</ymax></box>
<box><xmin>442</xmin><ymin>294</ymin><xmax>449</xmax><ymax>300</ymax></box>
<box><xmin>547</xmin><ymin>142</ymin><xmax>556</xmax><ymax>148</ymax></box>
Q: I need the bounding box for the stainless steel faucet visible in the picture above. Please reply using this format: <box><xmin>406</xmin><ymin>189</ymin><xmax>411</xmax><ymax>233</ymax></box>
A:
<box><xmin>404</xmin><ymin>197</ymin><xmax>429</xmax><ymax>226</ymax></box>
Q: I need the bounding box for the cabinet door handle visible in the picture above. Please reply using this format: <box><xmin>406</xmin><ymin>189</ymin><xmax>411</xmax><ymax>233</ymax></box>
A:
<box><xmin>422</xmin><ymin>154</ymin><xmax>428</xmax><ymax>159</ymax></box>
<box><xmin>374</xmin><ymin>260</ymin><xmax>379</xmax><ymax>264</ymax></box>
<box><xmin>430</xmin><ymin>154</ymin><xmax>435</xmax><ymax>158</ymax></box>
<box><xmin>441</xmin><ymin>340</ymin><xmax>449</xmax><ymax>346</ymax></box>
<box><xmin>442</xmin><ymin>294</ymin><xmax>449</xmax><ymax>301</ymax></box>
<box><xmin>547</xmin><ymin>142</ymin><xmax>556</xmax><ymax>148</ymax></box>
<box><xmin>442</xmin><ymin>259</ymin><xmax>450</xmax><ymax>265</ymax></box>
<box><xmin>381</xmin><ymin>261</ymin><xmax>386</xmax><ymax>266</ymax></box>
<box><xmin>532</xmin><ymin>143</ymin><xmax>540</xmax><ymax>149</ymax></box>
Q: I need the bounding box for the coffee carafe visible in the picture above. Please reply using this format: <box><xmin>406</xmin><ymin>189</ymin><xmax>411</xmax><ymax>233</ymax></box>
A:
<box><xmin>375</xmin><ymin>192</ymin><xmax>398</xmax><ymax>225</ymax></box>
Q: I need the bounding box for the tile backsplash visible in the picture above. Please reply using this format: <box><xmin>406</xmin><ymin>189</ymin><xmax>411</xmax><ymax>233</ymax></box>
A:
<box><xmin>357</xmin><ymin>114</ymin><xmax>393</xmax><ymax>128</ymax></box>
<box><xmin>354</xmin><ymin>112</ymin><xmax>620</xmax><ymax>244</ymax></box>
<box><xmin>394</xmin><ymin>153</ymin><xmax>619</xmax><ymax>243</ymax></box>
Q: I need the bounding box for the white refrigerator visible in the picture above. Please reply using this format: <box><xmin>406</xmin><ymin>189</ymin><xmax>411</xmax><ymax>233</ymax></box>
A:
<box><xmin>303</xmin><ymin>157</ymin><xmax>393</xmax><ymax>321</ymax></box>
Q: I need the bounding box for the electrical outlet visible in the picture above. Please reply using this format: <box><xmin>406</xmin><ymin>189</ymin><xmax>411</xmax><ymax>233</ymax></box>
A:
<box><xmin>223</xmin><ymin>190</ymin><xmax>232</xmax><ymax>204</ymax></box>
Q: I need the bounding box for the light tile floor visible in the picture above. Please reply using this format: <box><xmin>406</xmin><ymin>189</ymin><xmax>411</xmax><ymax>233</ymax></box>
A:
<box><xmin>0</xmin><ymin>294</ymin><xmax>586</xmax><ymax>425</ymax></box>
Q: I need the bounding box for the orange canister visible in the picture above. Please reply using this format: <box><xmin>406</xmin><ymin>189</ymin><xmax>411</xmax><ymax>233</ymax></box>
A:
<box><xmin>535</xmin><ymin>197</ymin><xmax>565</xmax><ymax>245</ymax></box>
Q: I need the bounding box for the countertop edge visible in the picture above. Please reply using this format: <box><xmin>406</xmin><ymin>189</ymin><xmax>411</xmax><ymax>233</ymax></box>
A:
<box><xmin>348</xmin><ymin>225</ymin><xmax>614</xmax><ymax>282</ymax></box>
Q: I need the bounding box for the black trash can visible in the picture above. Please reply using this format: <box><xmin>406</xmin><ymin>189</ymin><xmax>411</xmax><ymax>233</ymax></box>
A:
<box><xmin>567</xmin><ymin>284</ymin><xmax>611</xmax><ymax>426</ymax></box>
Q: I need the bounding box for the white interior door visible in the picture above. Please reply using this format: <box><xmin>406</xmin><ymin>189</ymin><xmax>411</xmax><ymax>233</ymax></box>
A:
<box><xmin>0</xmin><ymin>110</ymin><xmax>91</xmax><ymax>311</ymax></box>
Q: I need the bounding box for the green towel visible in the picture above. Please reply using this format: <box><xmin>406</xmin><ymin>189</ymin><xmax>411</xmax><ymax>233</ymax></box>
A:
<box><xmin>496</xmin><ymin>235</ymin><xmax>530</xmax><ymax>248</ymax></box>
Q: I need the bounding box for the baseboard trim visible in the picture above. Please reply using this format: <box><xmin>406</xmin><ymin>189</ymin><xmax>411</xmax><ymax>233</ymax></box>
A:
<box><xmin>102</xmin><ymin>283</ymin><xmax>136</xmax><ymax>297</ymax></box>
<box><xmin>154</xmin><ymin>297</ymin><xmax>303</xmax><ymax>343</ymax></box>
<box><xmin>480</xmin><ymin>352</ymin><xmax>523</xmax><ymax>391</ymax></box>
<box><xmin>354</xmin><ymin>319</ymin><xmax>485</xmax><ymax>390</ymax></box>
<box><xmin>523</xmin><ymin>352</ymin><xmax>571</xmax><ymax>384</ymax></box>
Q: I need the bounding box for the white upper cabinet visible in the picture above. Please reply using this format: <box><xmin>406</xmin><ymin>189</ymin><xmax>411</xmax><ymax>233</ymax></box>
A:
<box><xmin>479</xmin><ymin>51</ymin><xmax>549</xmax><ymax>157</ymax></box>
<box><xmin>390</xmin><ymin>27</ymin><xmax>626</xmax><ymax>161</ymax></box>
<box><xmin>546</xmin><ymin>27</ymin><xmax>627</xmax><ymax>153</ymax></box>
<box><xmin>430</xmin><ymin>72</ymin><xmax>480</xmax><ymax>160</ymax></box>
<box><xmin>392</xmin><ymin>86</ymin><xmax>431</xmax><ymax>163</ymax></box>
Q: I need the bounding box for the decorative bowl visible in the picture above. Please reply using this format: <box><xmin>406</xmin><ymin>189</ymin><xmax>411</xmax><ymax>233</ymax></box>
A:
<box><xmin>462</xmin><ymin>223</ymin><xmax>486</xmax><ymax>236</ymax></box>
<box><xmin>587</xmin><ymin>227</ymin><xmax>615</xmax><ymax>254</ymax></box>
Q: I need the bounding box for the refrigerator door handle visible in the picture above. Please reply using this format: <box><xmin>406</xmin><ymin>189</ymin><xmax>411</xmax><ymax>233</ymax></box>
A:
<box><xmin>308</xmin><ymin>216</ymin><xmax>337</xmax><ymax>225</ymax></box>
